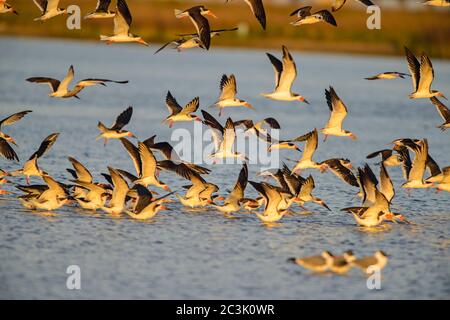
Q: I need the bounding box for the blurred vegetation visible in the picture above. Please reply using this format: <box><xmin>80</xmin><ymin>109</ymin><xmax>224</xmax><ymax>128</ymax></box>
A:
<box><xmin>0</xmin><ymin>0</ymin><xmax>449</xmax><ymax>58</ymax></box>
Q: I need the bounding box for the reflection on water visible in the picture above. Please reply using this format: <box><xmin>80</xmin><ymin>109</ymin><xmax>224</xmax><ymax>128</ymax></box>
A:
<box><xmin>0</xmin><ymin>37</ymin><xmax>449</xmax><ymax>299</ymax></box>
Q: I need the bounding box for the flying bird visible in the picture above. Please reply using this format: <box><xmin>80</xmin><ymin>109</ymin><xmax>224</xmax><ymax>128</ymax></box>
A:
<box><xmin>212</xmin><ymin>163</ymin><xmax>248</xmax><ymax>214</ymax></box>
<box><xmin>321</xmin><ymin>86</ymin><xmax>357</xmax><ymax>141</ymax></box>
<box><xmin>365</xmin><ymin>72</ymin><xmax>411</xmax><ymax>80</ymax></box>
<box><xmin>163</xmin><ymin>91</ymin><xmax>201</xmax><ymax>128</ymax></box>
<box><xmin>97</xmin><ymin>106</ymin><xmax>135</xmax><ymax>146</ymax></box>
<box><xmin>32</xmin><ymin>0</ymin><xmax>67</xmax><ymax>21</ymax></box>
<box><xmin>211</xmin><ymin>74</ymin><xmax>254</xmax><ymax>116</ymax></box>
<box><xmin>0</xmin><ymin>0</ymin><xmax>18</xmax><ymax>14</ymax></box>
<box><xmin>154</xmin><ymin>28</ymin><xmax>238</xmax><ymax>54</ymax></box>
<box><xmin>0</xmin><ymin>110</ymin><xmax>32</xmax><ymax>161</ymax></box>
<box><xmin>332</xmin><ymin>0</ymin><xmax>375</xmax><ymax>12</ymax></box>
<box><xmin>175</xmin><ymin>6</ymin><xmax>217</xmax><ymax>50</ymax></box>
<box><xmin>249</xmin><ymin>181</ymin><xmax>289</xmax><ymax>223</ymax></box>
<box><xmin>124</xmin><ymin>185</ymin><xmax>170</xmax><ymax>220</ymax></box>
<box><xmin>261</xmin><ymin>46</ymin><xmax>309</xmax><ymax>104</ymax></box>
<box><xmin>430</xmin><ymin>97</ymin><xmax>450</xmax><ymax>131</ymax></box>
<box><xmin>290</xmin><ymin>7</ymin><xmax>337</xmax><ymax>27</ymax></box>
<box><xmin>405</xmin><ymin>47</ymin><xmax>446</xmax><ymax>99</ymax></box>
<box><xmin>85</xmin><ymin>0</ymin><xmax>115</xmax><ymax>19</ymax></box>
<box><xmin>291</xmin><ymin>129</ymin><xmax>328</xmax><ymax>173</ymax></box>
<box><xmin>100</xmin><ymin>0</ymin><xmax>148</xmax><ymax>46</ymax></box>
<box><xmin>421</xmin><ymin>0</ymin><xmax>450</xmax><ymax>6</ymax></box>
<box><xmin>226</xmin><ymin>0</ymin><xmax>266</xmax><ymax>30</ymax></box>
<box><xmin>26</xmin><ymin>65</ymin><xmax>128</xmax><ymax>99</ymax></box>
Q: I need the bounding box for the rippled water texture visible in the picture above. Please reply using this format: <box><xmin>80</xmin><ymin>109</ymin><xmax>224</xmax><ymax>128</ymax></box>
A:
<box><xmin>0</xmin><ymin>37</ymin><xmax>449</xmax><ymax>299</ymax></box>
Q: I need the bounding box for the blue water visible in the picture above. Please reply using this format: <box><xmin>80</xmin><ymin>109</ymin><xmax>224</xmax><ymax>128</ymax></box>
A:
<box><xmin>0</xmin><ymin>37</ymin><xmax>449</xmax><ymax>299</ymax></box>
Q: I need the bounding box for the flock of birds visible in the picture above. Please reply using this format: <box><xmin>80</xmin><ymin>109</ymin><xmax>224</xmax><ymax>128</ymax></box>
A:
<box><xmin>1</xmin><ymin>0</ymin><xmax>449</xmax><ymax>275</ymax></box>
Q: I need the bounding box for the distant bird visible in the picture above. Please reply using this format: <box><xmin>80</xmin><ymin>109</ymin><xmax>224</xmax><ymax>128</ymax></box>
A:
<box><xmin>212</xmin><ymin>163</ymin><xmax>248</xmax><ymax>214</ymax></box>
<box><xmin>332</xmin><ymin>0</ymin><xmax>375</xmax><ymax>12</ymax></box>
<box><xmin>402</xmin><ymin>139</ymin><xmax>433</xmax><ymax>189</ymax></box>
<box><xmin>365</xmin><ymin>72</ymin><xmax>411</xmax><ymax>80</ymax></box>
<box><xmin>290</xmin><ymin>7</ymin><xmax>337</xmax><ymax>27</ymax></box>
<box><xmin>430</xmin><ymin>97</ymin><xmax>450</xmax><ymax>131</ymax></box>
<box><xmin>11</xmin><ymin>133</ymin><xmax>59</xmax><ymax>185</ymax></box>
<box><xmin>226</xmin><ymin>0</ymin><xmax>266</xmax><ymax>30</ymax></box>
<box><xmin>120</xmin><ymin>139</ymin><xmax>171</xmax><ymax>191</ymax></box>
<box><xmin>0</xmin><ymin>110</ymin><xmax>32</xmax><ymax>161</ymax></box>
<box><xmin>321</xmin><ymin>158</ymin><xmax>359</xmax><ymax>188</ymax></box>
<box><xmin>124</xmin><ymin>185</ymin><xmax>170</xmax><ymax>220</ymax></box>
<box><xmin>291</xmin><ymin>129</ymin><xmax>328</xmax><ymax>173</ymax></box>
<box><xmin>261</xmin><ymin>46</ymin><xmax>309</xmax><ymax>104</ymax></box>
<box><xmin>351</xmin><ymin>250</ymin><xmax>389</xmax><ymax>274</ymax></box>
<box><xmin>201</xmin><ymin>111</ymin><xmax>247</xmax><ymax>162</ymax></box>
<box><xmin>154</xmin><ymin>28</ymin><xmax>238</xmax><ymax>54</ymax></box>
<box><xmin>321</xmin><ymin>86</ymin><xmax>357</xmax><ymax>141</ymax></box>
<box><xmin>433</xmin><ymin>167</ymin><xmax>450</xmax><ymax>193</ymax></box>
<box><xmin>97</xmin><ymin>106</ymin><xmax>135</xmax><ymax>146</ymax></box>
<box><xmin>249</xmin><ymin>181</ymin><xmax>289</xmax><ymax>222</ymax></box>
<box><xmin>100</xmin><ymin>0</ymin><xmax>148</xmax><ymax>46</ymax></box>
<box><xmin>0</xmin><ymin>0</ymin><xmax>18</xmax><ymax>14</ymax></box>
<box><xmin>211</xmin><ymin>74</ymin><xmax>254</xmax><ymax>116</ymax></box>
<box><xmin>163</xmin><ymin>91</ymin><xmax>201</xmax><ymax>128</ymax></box>
<box><xmin>405</xmin><ymin>47</ymin><xmax>446</xmax><ymax>99</ymax></box>
<box><xmin>288</xmin><ymin>251</ymin><xmax>335</xmax><ymax>273</ymax></box>
<box><xmin>422</xmin><ymin>0</ymin><xmax>450</xmax><ymax>6</ymax></box>
<box><xmin>175</xmin><ymin>6</ymin><xmax>217</xmax><ymax>50</ymax></box>
<box><xmin>329</xmin><ymin>251</ymin><xmax>356</xmax><ymax>274</ymax></box>
<box><xmin>32</xmin><ymin>0</ymin><xmax>67</xmax><ymax>21</ymax></box>
<box><xmin>85</xmin><ymin>0</ymin><xmax>115</xmax><ymax>19</ymax></box>
<box><xmin>101</xmin><ymin>167</ymin><xmax>129</xmax><ymax>215</ymax></box>
<box><xmin>27</xmin><ymin>65</ymin><xmax>128</xmax><ymax>99</ymax></box>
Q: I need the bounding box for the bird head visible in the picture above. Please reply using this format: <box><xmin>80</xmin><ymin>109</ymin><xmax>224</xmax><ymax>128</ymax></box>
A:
<box><xmin>201</xmin><ymin>7</ymin><xmax>217</xmax><ymax>19</ymax></box>
<box><xmin>297</xmin><ymin>95</ymin><xmax>309</xmax><ymax>104</ymax></box>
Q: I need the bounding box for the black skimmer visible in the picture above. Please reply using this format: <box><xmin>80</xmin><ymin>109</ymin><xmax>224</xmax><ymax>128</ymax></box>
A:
<box><xmin>120</xmin><ymin>138</ymin><xmax>170</xmax><ymax>191</ymax></box>
<box><xmin>366</xmin><ymin>149</ymin><xmax>403</xmax><ymax>167</ymax></box>
<box><xmin>332</xmin><ymin>0</ymin><xmax>375</xmax><ymax>12</ymax></box>
<box><xmin>430</xmin><ymin>97</ymin><xmax>450</xmax><ymax>131</ymax></box>
<box><xmin>351</xmin><ymin>251</ymin><xmax>389</xmax><ymax>274</ymax></box>
<box><xmin>365</xmin><ymin>72</ymin><xmax>411</xmax><ymax>80</ymax></box>
<box><xmin>321</xmin><ymin>86</ymin><xmax>357</xmax><ymax>141</ymax></box>
<box><xmin>0</xmin><ymin>110</ymin><xmax>32</xmax><ymax>161</ymax></box>
<box><xmin>163</xmin><ymin>91</ymin><xmax>201</xmax><ymax>128</ymax></box>
<box><xmin>201</xmin><ymin>110</ymin><xmax>247</xmax><ymax>162</ymax></box>
<box><xmin>33</xmin><ymin>0</ymin><xmax>67</xmax><ymax>21</ymax></box>
<box><xmin>125</xmin><ymin>185</ymin><xmax>170</xmax><ymax>220</ymax></box>
<box><xmin>261</xmin><ymin>46</ymin><xmax>309</xmax><ymax>104</ymax></box>
<box><xmin>234</xmin><ymin>117</ymin><xmax>280</xmax><ymax>141</ymax></box>
<box><xmin>154</xmin><ymin>28</ymin><xmax>239</xmax><ymax>54</ymax></box>
<box><xmin>401</xmin><ymin>139</ymin><xmax>434</xmax><ymax>189</ymax></box>
<box><xmin>85</xmin><ymin>0</ymin><xmax>115</xmax><ymax>19</ymax></box>
<box><xmin>19</xmin><ymin>174</ymin><xmax>70</xmax><ymax>211</ymax></box>
<box><xmin>100</xmin><ymin>0</ymin><xmax>148</xmax><ymax>46</ymax></box>
<box><xmin>97</xmin><ymin>106</ymin><xmax>135</xmax><ymax>146</ymax></box>
<box><xmin>379</xmin><ymin>163</ymin><xmax>395</xmax><ymax>204</ymax></box>
<box><xmin>290</xmin><ymin>7</ymin><xmax>337</xmax><ymax>27</ymax></box>
<box><xmin>321</xmin><ymin>158</ymin><xmax>358</xmax><ymax>188</ymax></box>
<box><xmin>11</xmin><ymin>133</ymin><xmax>59</xmax><ymax>185</ymax></box>
<box><xmin>433</xmin><ymin>167</ymin><xmax>450</xmax><ymax>193</ymax></box>
<box><xmin>212</xmin><ymin>163</ymin><xmax>248</xmax><ymax>214</ymax></box>
<box><xmin>101</xmin><ymin>167</ymin><xmax>129</xmax><ymax>215</ymax></box>
<box><xmin>175</xmin><ymin>6</ymin><xmax>217</xmax><ymax>51</ymax></box>
<box><xmin>249</xmin><ymin>181</ymin><xmax>289</xmax><ymax>222</ymax></box>
<box><xmin>211</xmin><ymin>74</ymin><xmax>254</xmax><ymax>116</ymax></box>
<box><xmin>422</xmin><ymin>0</ymin><xmax>450</xmax><ymax>6</ymax></box>
<box><xmin>239</xmin><ymin>197</ymin><xmax>265</xmax><ymax>211</ymax></box>
<box><xmin>226</xmin><ymin>0</ymin><xmax>266</xmax><ymax>30</ymax></box>
<box><xmin>342</xmin><ymin>191</ymin><xmax>393</xmax><ymax>227</ymax></box>
<box><xmin>357</xmin><ymin>164</ymin><xmax>379</xmax><ymax>206</ymax></box>
<box><xmin>405</xmin><ymin>47</ymin><xmax>446</xmax><ymax>100</ymax></box>
<box><xmin>288</xmin><ymin>251</ymin><xmax>335</xmax><ymax>273</ymax></box>
<box><xmin>71</xmin><ymin>179</ymin><xmax>110</xmax><ymax>211</ymax></box>
<box><xmin>143</xmin><ymin>135</ymin><xmax>210</xmax><ymax>175</ymax></box>
<box><xmin>27</xmin><ymin>65</ymin><xmax>128</xmax><ymax>99</ymax></box>
<box><xmin>291</xmin><ymin>129</ymin><xmax>328</xmax><ymax>173</ymax></box>
<box><xmin>0</xmin><ymin>0</ymin><xmax>18</xmax><ymax>14</ymax></box>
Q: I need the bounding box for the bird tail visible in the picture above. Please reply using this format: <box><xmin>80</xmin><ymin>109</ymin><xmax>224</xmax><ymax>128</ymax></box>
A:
<box><xmin>174</xmin><ymin>9</ymin><xmax>183</xmax><ymax>18</ymax></box>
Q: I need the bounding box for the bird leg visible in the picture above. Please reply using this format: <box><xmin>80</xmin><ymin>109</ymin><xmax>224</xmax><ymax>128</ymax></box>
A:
<box><xmin>323</xmin><ymin>135</ymin><xmax>329</xmax><ymax>142</ymax></box>
<box><xmin>26</xmin><ymin>176</ymin><xmax>30</xmax><ymax>185</ymax></box>
<box><xmin>103</xmin><ymin>138</ymin><xmax>108</xmax><ymax>147</ymax></box>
